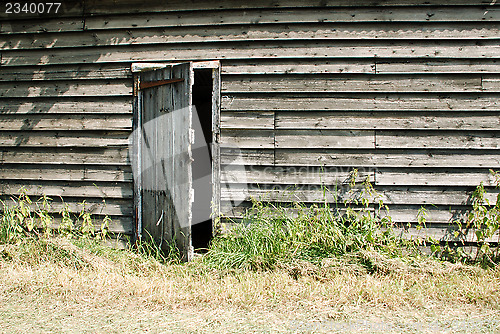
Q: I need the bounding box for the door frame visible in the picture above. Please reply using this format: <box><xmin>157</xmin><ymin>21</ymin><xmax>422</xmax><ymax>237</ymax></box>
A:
<box><xmin>131</xmin><ymin>61</ymin><xmax>221</xmax><ymax>252</ymax></box>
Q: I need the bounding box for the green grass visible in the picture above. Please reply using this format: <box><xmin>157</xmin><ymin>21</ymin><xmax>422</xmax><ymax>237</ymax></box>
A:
<box><xmin>203</xmin><ymin>170</ymin><xmax>500</xmax><ymax>271</ymax></box>
<box><xmin>203</xmin><ymin>199</ymin><xmax>407</xmax><ymax>271</ymax></box>
<box><xmin>203</xmin><ymin>176</ymin><xmax>414</xmax><ymax>271</ymax></box>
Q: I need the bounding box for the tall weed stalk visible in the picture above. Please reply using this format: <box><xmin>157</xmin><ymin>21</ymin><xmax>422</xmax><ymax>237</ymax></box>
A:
<box><xmin>431</xmin><ymin>170</ymin><xmax>500</xmax><ymax>266</ymax></box>
<box><xmin>204</xmin><ymin>172</ymin><xmax>403</xmax><ymax>270</ymax></box>
<box><xmin>0</xmin><ymin>192</ymin><xmax>110</xmax><ymax>244</ymax></box>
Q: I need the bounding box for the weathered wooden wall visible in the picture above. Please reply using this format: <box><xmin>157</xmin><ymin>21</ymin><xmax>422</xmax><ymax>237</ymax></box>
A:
<box><xmin>1</xmin><ymin>0</ymin><xmax>499</xmax><ymax>237</ymax></box>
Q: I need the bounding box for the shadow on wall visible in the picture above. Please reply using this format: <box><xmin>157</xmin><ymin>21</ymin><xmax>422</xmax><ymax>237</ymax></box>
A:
<box><xmin>0</xmin><ymin>1</ymin><xmax>133</xmax><ymax>230</ymax></box>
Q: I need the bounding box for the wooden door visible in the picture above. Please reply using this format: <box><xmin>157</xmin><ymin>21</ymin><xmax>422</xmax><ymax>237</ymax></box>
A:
<box><xmin>136</xmin><ymin>63</ymin><xmax>193</xmax><ymax>261</ymax></box>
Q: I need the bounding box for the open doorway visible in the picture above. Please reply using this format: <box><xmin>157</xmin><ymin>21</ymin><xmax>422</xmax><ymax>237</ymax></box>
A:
<box><xmin>191</xmin><ymin>68</ymin><xmax>214</xmax><ymax>251</ymax></box>
<box><xmin>132</xmin><ymin>61</ymin><xmax>220</xmax><ymax>260</ymax></box>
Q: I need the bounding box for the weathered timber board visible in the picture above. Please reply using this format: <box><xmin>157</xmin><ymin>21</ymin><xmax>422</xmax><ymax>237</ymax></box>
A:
<box><xmin>0</xmin><ymin>165</ymin><xmax>132</xmax><ymax>182</ymax></box>
<box><xmin>82</xmin><ymin>0</ymin><xmax>500</xmax><ymax>15</ymax></box>
<box><xmin>222</xmin><ymin>75</ymin><xmax>486</xmax><ymax>93</ymax></box>
<box><xmin>221</xmin><ymin>184</ymin><xmax>499</xmax><ymax>205</ymax></box>
<box><xmin>221</xmin><ymin>148</ymin><xmax>274</xmax><ymax>166</ymax></box>
<box><xmin>222</xmin><ymin>95</ymin><xmax>500</xmax><ymax>111</ymax></box>
<box><xmin>219</xmin><ymin>202</ymin><xmax>461</xmax><ymax>224</ymax></box>
<box><xmin>223</xmin><ymin>59</ymin><xmax>500</xmax><ymax>75</ymax></box>
<box><xmin>220</xmin><ymin>129</ymin><xmax>274</xmax><ymax>149</ymax></box>
<box><xmin>0</xmin><ymin>181</ymin><xmax>133</xmax><ymax>199</ymax></box>
<box><xmin>3</xmin><ymin>41</ymin><xmax>500</xmax><ymax>66</ymax></box>
<box><xmin>0</xmin><ymin>80</ymin><xmax>132</xmax><ymax>97</ymax></box>
<box><xmin>0</xmin><ymin>214</ymin><xmax>133</xmax><ymax>234</ymax></box>
<box><xmin>221</xmin><ymin>166</ymin><xmax>497</xmax><ymax>187</ymax></box>
<box><xmin>0</xmin><ymin>64</ymin><xmax>132</xmax><ymax>81</ymax></box>
<box><xmin>390</xmin><ymin>225</ymin><xmax>500</xmax><ymax>243</ymax></box>
<box><xmin>275</xmin><ymin>111</ymin><xmax>500</xmax><ymax>130</ymax></box>
<box><xmin>219</xmin><ymin>204</ymin><xmax>500</xmax><ymax>242</ymax></box>
<box><xmin>221</xmin><ymin>149</ymin><xmax>500</xmax><ymax>168</ymax></box>
<box><xmin>4</xmin><ymin>23</ymin><xmax>500</xmax><ymax>50</ymax></box>
<box><xmin>220</xmin><ymin>111</ymin><xmax>274</xmax><ymax>129</ymax></box>
<box><xmin>275</xmin><ymin>130</ymin><xmax>375</xmax><ymax>149</ymax></box>
<box><xmin>375</xmin><ymin>168</ymin><xmax>499</xmax><ymax>186</ymax></box>
<box><xmin>274</xmin><ymin>149</ymin><xmax>500</xmax><ymax>167</ymax></box>
<box><xmin>222</xmin><ymin>60</ymin><xmax>376</xmax><ymax>74</ymax></box>
<box><xmin>0</xmin><ymin>148</ymin><xmax>130</xmax><ymax>165</ymax></box>
<box><xmin>0</xmin><ymin>99</ymin><xmax>133</xmax><ymax>114</ymax></box>
<box><xmin>50</xmin><ymin>216</ymin><xmax>133</xmax><ymax>234</ymax></box>
<box><xmin>0</xmin><ymin>114</ymin><xmax>132</xmax><ymax>131</ymax></box>
<box><xmin>376</xmin><ymin>59</ymin><xmax>500</xmax><ymax>73</ymax></box>
<box><xmin>0</xmin><ymin>19</ymin><xmax>84</xmax><ymax>34</ymax></box>
<box><xmin>0</xmin><ymin>131</ymin><xmax>130</xmax><ymax>147</ymax></box>
<box><xmin>483</xmin><ymin>78</ymin><xmax>500</xmax><ymax>90</ymax></box>
<box><xmin>0</xmin><ymin>197</ymin><xmax>133</xmax><ymax>216</ymax></box>
<box><xmin>83</xmin><ymin>7</ymin><xmax>500</xmax><ymax>30</ymax></box>
<box><xmin>376</xmin><ymin>130</ymin><xmax>500</xmax><ymax>149</ymax></box>
<box><xmin>221</xmin><ymin>165</ymin><xmax>374</xmax><ymax>185</ymax></box>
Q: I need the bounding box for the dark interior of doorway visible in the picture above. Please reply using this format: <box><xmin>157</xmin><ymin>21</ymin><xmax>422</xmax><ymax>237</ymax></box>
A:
<box><xmin>191</xmin><ymin>69</ymin><xmax>213</xmax><ymax>251</ymax></box>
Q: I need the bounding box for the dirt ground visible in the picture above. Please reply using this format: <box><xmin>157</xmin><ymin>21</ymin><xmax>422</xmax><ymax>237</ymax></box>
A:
<box><xmin>1</xmin><ymin>239</ymin><xmax>499</xmax><ymax>333</ymax></box>
<box><xmin>1</xmin><ymin>291</ymin><xmax>499</xmax><ymax>333</ymax></box>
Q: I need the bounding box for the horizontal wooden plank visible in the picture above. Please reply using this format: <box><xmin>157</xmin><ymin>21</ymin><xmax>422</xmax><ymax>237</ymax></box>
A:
<box><xmin>0</xmin><ymin>131</ymin><xmax>130</xmax><ymax>147</ymax></box>
<box><xmin>376</xmin><ymin>169</ymin><xmax>498</xmax><ymax>186</ymax></box>
<box><xmin>384</xmin><ymin>208</ymin><xmax>458</xmax><ymax>225</ymax></box>
<box><xmin>219</xmin><ymin>201</ymin><xmax>461</xmax><ymax>223</ymax></box>
<box><xmin>0</xmin><ymin>80</ymin><xmax>132</xmax><ymax>98</ymax></box>
<box><xmin>275</xmin><ymin>130</ymin><xmax>375</xmax><ymax>149</ymax></box>
<box><xmin>376</xmin><ymin>130</ymin><xmax>500</xmax><ymax>149</ymax></box>
<box><xmin>0</xmin><ymin>197</ymin><xmax>133</xmax><ymax>216</ymax></box>
<box><xmin>0</xmin><ymin>64</ymin><xmax>131</xmax><ymax>81</ymax></box>
<box><xmin>4</xmin><ymin>41</ymin><xmax>499</xmax><ymax>66</ymax></box>
<box><xmin>0</xmin><ymin>114</ymin><xmax>132</xmax><ymax>131</ymax></box>
<box><xmin>221</xmin><ymin>165</ymin><xmax>375</xmax><ymax>185</ymax></box>
<box><xmin>84</xmin><ymin>7</ymin><xmax>500</xmax><ymax>31</ymax></box>
<box><xmin>222</xmin><ymin>75</ymin><xmax>485</xmax><ymax>93</ymax></box>
<box><xmin>0</xmin><ymin>211</ymin><xmax>132</xmax><ymax>234</ymax></box>
<box><xmin>0</xmin><ymin>98</ymin><xmax>133</xmax><ymax>114</ymax></box>
<box><xmin>274</xmin><ymin>149</ymin><xmax>500</xmax><ymax>167</ymax></box>
<box><xmin>0</xmin><ymin>181</ymin><xmax>133</xmax><ymax>199</ymax></box>
<box><xmin>222</xmin><ymin>60</ymin><xmax>376</xmax><ymax>75</ymax></box>
<box><xmin>220</xmin><ymin>111</ymin><xmax>274</xmax><ymax>129</ymax></box>
<box><xmin>0</xmin><ymin>147</ymin><xmax>129</xmax><ymax>165</ymax></box>
<box><xmin>60</xmin><ymin>216</ymin><xmax>132</xmax><ymax>234</ymax></box>
<box><xmin>275</xmin><ymin>111</ymin><xmax>500</xmax><ymax>130</ymax></box>
<box><xmin>50</xmin><ymin>216</ymin><xmax>133</xmax><ymax>234</ymax></box>
<box><xmin>220</xmin><ymin>129</ymin><xmax>274</xmax><ymax>149</ymax></box>
<box><xmin>0</xmin><ymin>18</ymin><xmax>84</xmax><ymax>34</ymax></box>
<box><xmin>0</xmin><ymin>165</ymin><xmax>132</xmax><ymax>182</ymax></box>
<box><xmin>0</xmin><ymin>1</ymin><xmax>84</xmax><ymax>20</ymax></box>
<box><xmin>223</xmin><ymin>95</ymin><xmax>500</xmax><ymax>111</ymax></box>
<box><xmin>483</xmin><ymin>77</ymin><xmax>500</xmax><ymax>90</ymax></box>
<box><xmin>221</xmin><ymin>166</ymin><xmax>498</xmax><ymax>187</ymax></box>
<box><xmin>391</xmin><ymin>225</ymin><xmax>500</xmax><ymax>243</ymax></box>
<box><xmin>220</xmin><ymin>202</ymin><xmax>500</xmax><ymax>241</ymax></box>
<box><xmin>83</xmin><ymin>0</ymin><xmax>499</xmax><ymax>15</ymax></box>
<box><xmin>5</xmin><ymin>22</ymin><xmax>500</xmax><ymax>51</ymax></box>
<box><xmin>377</xmin><ymin>59</ymin><xmax>500</xmax><ymax>73</ymax></box>
<box><xmin>221</xmin><ymin>148</ymin><xmax>274</xmax><ymax>166</ymax></box>
<box><xmin>221</xmin><ymin>184</ymin><xmax>499</xmax><ymax>205</ymax></box>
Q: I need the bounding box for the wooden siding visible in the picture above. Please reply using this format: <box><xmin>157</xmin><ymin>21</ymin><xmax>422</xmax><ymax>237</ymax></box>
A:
<box><xmin>1</xmin><ymin>1</ymin><xmax>499</xmax><ymax>237</ymax></box>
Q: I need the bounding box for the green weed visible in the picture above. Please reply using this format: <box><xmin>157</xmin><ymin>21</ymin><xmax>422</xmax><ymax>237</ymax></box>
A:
<box><xmin>428</xmin><ymin>170</ymin><xmax>500</xmax><ymax>267</ymax></box>
<box><xmin>0</xmin><ymin>192</ymin><xmax>110</xmax><ymax>243</ymax></box>
<box><xmin>204</xmin><ymin>173</ymin><xmax>408</xmax><ymax>271</ymax></box>
<box><xmin>134</xmin><ymin>230</ymin><xmax>182</xmax><ymax>265</ymax></box>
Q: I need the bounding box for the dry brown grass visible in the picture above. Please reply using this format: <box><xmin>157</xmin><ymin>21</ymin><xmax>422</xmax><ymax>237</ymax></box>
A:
<box><xmin>0</xmin><ymin>237</ymin><xmax>499</xmax><ymax>333</ymax></box>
